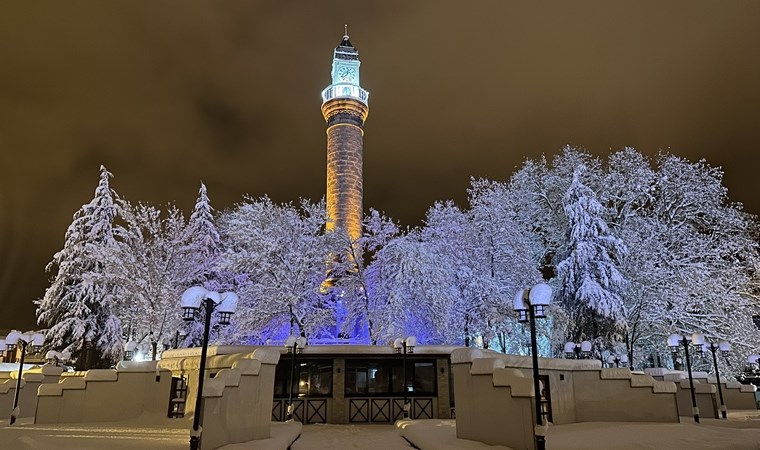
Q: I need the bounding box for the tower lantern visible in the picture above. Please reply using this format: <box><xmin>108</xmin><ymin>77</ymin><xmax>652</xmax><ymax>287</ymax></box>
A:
<box><xmin>321</xmin><ymin>26</ymin><xmax>369</xmax><ymax>242</ymax></box>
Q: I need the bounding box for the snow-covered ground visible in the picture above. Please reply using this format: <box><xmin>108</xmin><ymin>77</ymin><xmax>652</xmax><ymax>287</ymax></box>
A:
<box><xmin>0</xmin><ymin>414</ymin><xmax>188</xmax><ymax>449</ymax></box>
<box><xmin>398</xmin><ymin>412</ymin><xmax>760</xmax><ymax>450</ymax></box>
<box><xmin>2</xmin><ymin>412</ymin><xmax>760</xmax><ymax>449</ymax></box>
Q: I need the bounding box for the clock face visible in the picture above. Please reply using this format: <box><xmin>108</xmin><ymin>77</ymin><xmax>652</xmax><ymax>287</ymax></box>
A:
<box><xmin>338</xmin><ymin>66</ymin><xmax>356</xmax><ymax>82</ymax></box>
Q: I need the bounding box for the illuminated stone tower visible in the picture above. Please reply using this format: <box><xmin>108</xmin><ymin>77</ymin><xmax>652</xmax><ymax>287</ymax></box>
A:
<box><xmin>321</xmin><ymin>27</ymin><xmax>369</xmax><ymax>242</ymax></box>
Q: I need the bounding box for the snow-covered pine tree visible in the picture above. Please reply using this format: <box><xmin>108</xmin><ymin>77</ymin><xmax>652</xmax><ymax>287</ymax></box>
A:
<box><xmin>185</xmin><ymin>182</ymin><xmax>223</xmax><ymax>288</ymax></box>
<box><xmin>180</xmin><ymin>182</ymin><xmax>227</xmax><ymax>346</ymax></box>
<box><xmin>37</xmin><ymin>165</ymin><xmax>123</xmax><ymax>368</ymax></box>
<box><xmin>556</xmin><ymin>165</ymin><xmax>627</xmax><ymax>348</ymax></box>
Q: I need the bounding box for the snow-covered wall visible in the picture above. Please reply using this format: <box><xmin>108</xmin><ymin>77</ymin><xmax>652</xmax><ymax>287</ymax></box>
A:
<box><xmin>0</xmin><ymin>365</ymin><xmax>63</xmax><ymax>420</ymax></box>
<box><xmin>645</xmin><ymin>368</ymin><xmax>758</xmax><ymax>412</ymax></box>
<box><xmin>198</xmin><ymin>348</ymin><xmax>280</xmax><ymax>449</ymax></box>
<box><xmin>451</xmin><ymin>348</ymin><xmax>679</xmax><ymax>448</ymax></box>
<box><xmin>35</xmin><ymin>361</ymin><xmax>172</xmax><ymax>424</ymax></box>
<box><xmin>159</xmin><ymin>346</ymin><xmax>281</xmax><ymax>450</ymax></box>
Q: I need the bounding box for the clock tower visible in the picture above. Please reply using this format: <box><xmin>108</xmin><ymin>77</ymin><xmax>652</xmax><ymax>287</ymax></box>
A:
<box><xmin>321</xmin><ymin>27</ymin><xmax>369</xmax><ymax>242</ymax></box>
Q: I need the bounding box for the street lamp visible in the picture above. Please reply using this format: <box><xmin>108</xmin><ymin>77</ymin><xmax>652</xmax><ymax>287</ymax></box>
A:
<box><xmin>692</xmin><ymin>333</ymin><xmax>730</xmax><ymax>419</ymax></box>
<box><xmin>45</xmin><ymin>350</ymin><xmax>60</xmax><ymax>366</ymax></box>
<box><xmin>284</xmin><ymin>335</ymin><xmax>307</xmax><ymax>421</ymax></box>
<box><xmin>5</xmin><ymin>331</ymin><xmax>45</xmax><ymax>424</ymax></box>
<box><xmin>393</xmin><ymin>336</ymin><xmax>417</xmax><ymax>419</ymax></box>
<box><xmin>667</xmin><ymin>333</ymin><xmax>700</xmax><ymax>423</ymax></box>
<box><xmin>180</xmin><ymin>287</ymin><xmax>238</xmax><ymax>450</ymax></box>
<box><xmin>606</xmin><ymin>353</ymin><xmax>629</xmax><ymax>368</ymax></box>
<box><xmin>513</xmin><ymin>283</ymin><xmax>552</xmax><ymax>450</ymax></box>
<box><xmin>747</xmin><ymin>355</ymin><xmax>760</xmax><ymax>374</ymax></box>
<box><xmin>564</xmin><ymin>340</ymin><xmax>592</xmax><ymax>359</ymax></box>
<box><xmin>123</xmin><ymin>340</ymin><xmax>138</xmax><ymax>361</ymax></box>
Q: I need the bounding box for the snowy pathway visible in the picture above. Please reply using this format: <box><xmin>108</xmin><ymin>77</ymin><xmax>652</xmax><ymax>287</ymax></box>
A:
<box><xmin>291</xmin><ymin>423</ymin><xmax>413</xmax><ymax>449</ymax></box>
<box><xmin>0</xmin><ymin>419</ymin><xmax>188</xmax><ymax>449</ymax></box>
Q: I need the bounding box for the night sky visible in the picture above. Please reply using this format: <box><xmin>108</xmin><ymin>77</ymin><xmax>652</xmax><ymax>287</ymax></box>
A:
<box><xmin>1</xmin><ymin>1</ymin><xmax>760</xmax><ymax>330</ymax></box>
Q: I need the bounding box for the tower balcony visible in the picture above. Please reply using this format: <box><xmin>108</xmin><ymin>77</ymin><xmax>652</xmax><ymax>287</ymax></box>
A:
<box><xmin>321</xmin><ymin>84</ymin><xmax>369</xmax><ymax>105</ymax></box>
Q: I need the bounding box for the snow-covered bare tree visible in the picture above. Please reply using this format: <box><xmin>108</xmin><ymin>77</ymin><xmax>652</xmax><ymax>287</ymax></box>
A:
<box><xmin>331</xmin><ymin>209</ymin><xmax>400</xmax><ymax>343</ymax></box>
<box><xmin>103</xmin><ymin>202</ymin><xmax>190</xmax><ymax>355</ymax></box>
<box><xmin>37</xmin><ymin>166</ymin><xmax>123</xmax><ymax>368</ymax></box>
<box><xmin>218</xmin><ymin>197</ymin><xmax>340</xmax><ymax>343</ymax></box>
<box><xmin>468</xmin><ymin>178</ymin><xmax>545</xmax><ymax>352</ymax></box>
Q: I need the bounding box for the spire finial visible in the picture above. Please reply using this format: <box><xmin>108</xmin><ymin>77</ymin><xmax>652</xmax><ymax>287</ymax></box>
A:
<box><xmin>344</xmin><ymin>24</ymin><xmax>349</xmax><ymax>39</ymax></box>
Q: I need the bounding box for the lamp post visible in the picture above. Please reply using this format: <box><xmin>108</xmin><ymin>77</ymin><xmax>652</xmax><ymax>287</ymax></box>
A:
<box><xmin>667</xmin><ymin>333</ymin><xmax>699</xmax><ymax>423</ymax></box>
<box><xmin>513</xmin><ymin>283</ymin><xmax>552</xmax><ymax>450</ymax></box>
<box><xmin>393</xmin><ymin>336</ymin><xmax>417</xmax><ymax>419</ymax></box>
<box><xmin>180</xmin><ymin>287</ymin><xmax>238</xmax><ymax>450</ymax></box>
<box><xmin>284</xmin><ymin>335</ymin><xmax>307</xmax><ymax>421</ymax></box>
<box><xmin>692</xmin><ymin>333</ymin><xmax>730</xmax><ymax>419</ymax></box>
<box><xmin>150</xmin><ymin>332</ymin><xmax>158</xmax><ymax>361</ymax></box>
<box><xmin>564</xmin><ymin>340</ymin><xmax>591</xmax><ymax>359</ymax></box>
<box><xmin>6</xmin><ymin>331</ymin><xmax>45</xmax><ymax>424</ymax></box>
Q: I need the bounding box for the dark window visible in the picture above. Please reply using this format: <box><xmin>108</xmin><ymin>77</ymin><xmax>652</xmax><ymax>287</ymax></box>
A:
<box><xmin>274</xmin><ymin>359</ymin><xmax>333</xmax><ymax>398</ymax></box>
<box><xmin>346</xmin><ymin>359</ymin><xmax>437</xmax><ymax>396</ymax></box>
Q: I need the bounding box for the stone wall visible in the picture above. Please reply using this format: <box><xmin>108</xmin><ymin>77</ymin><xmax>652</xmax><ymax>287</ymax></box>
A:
<box><xmin>326</xmin><ymin>122</ymin><xmax>363</xmax><ymax>241</ymax></box>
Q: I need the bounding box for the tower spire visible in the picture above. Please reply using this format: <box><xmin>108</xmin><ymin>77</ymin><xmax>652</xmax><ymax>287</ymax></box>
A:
<box><xmin>344</xmin><ymin>24</ymin><xmax>348</xmax><ymax>40</ymax></box>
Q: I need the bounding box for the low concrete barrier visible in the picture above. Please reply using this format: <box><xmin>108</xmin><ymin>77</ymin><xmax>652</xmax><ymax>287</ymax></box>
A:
<box><xmin>0</xmin><ymin>365</ymin><xmax>63</xmax><ymax>420</ymax></box>
<box><xmin>452</xmin><ymin>352</ymin><xmax>535</xmax><ymax>449</ymax></box>
<box><xmin>451</xmin><ymin>349</ymin><xmax>679</xmax><ymax>449</ymax></box>
<box><xmin>35</xmin><ymin>361</ymin><xmax>172</xmax><ymax>424</ymax></box>
<box><xmin>198</xmin><ymin>348</ymin><xmax>280</xmax><ymax>450</ymax></box>
<box><xmin>646</xmin><ymin>369</ymin><xmax>759</xmax><ymax>412</ymax></box>
<box><xmin>708</xmin><ymin>378</ymin><xmax>758</xmax><ymax>410</ymax></box>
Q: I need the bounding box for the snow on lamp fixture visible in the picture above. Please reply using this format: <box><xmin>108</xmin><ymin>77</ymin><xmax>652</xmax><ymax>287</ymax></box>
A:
<box><xmin>5</xmin><ymin>331</ymin><xmax>21</xmax><ymax>352</ymax></box>
<box><xmin>217</xmin><ymin>292</ymin><xmax>239</xmax><ymax>326</ymax></box>
<box><xmin>393</xmin><ymin>336</ymin><xmax>416</xmax><ymax>354</ymax></box>
<box><xmin>45</xmin><ymin>350</ymin><xmax>60</xmax><ymax>365</ymax></box>
<box><xmin>564</xmin><ymin>340</ymin><xmax>592</xmax><ymax>359</ymax></box>
<box><xmin>124</xmin><ymin>340</ymin><xmax>138</xmax><ymax>361</ymax></box>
